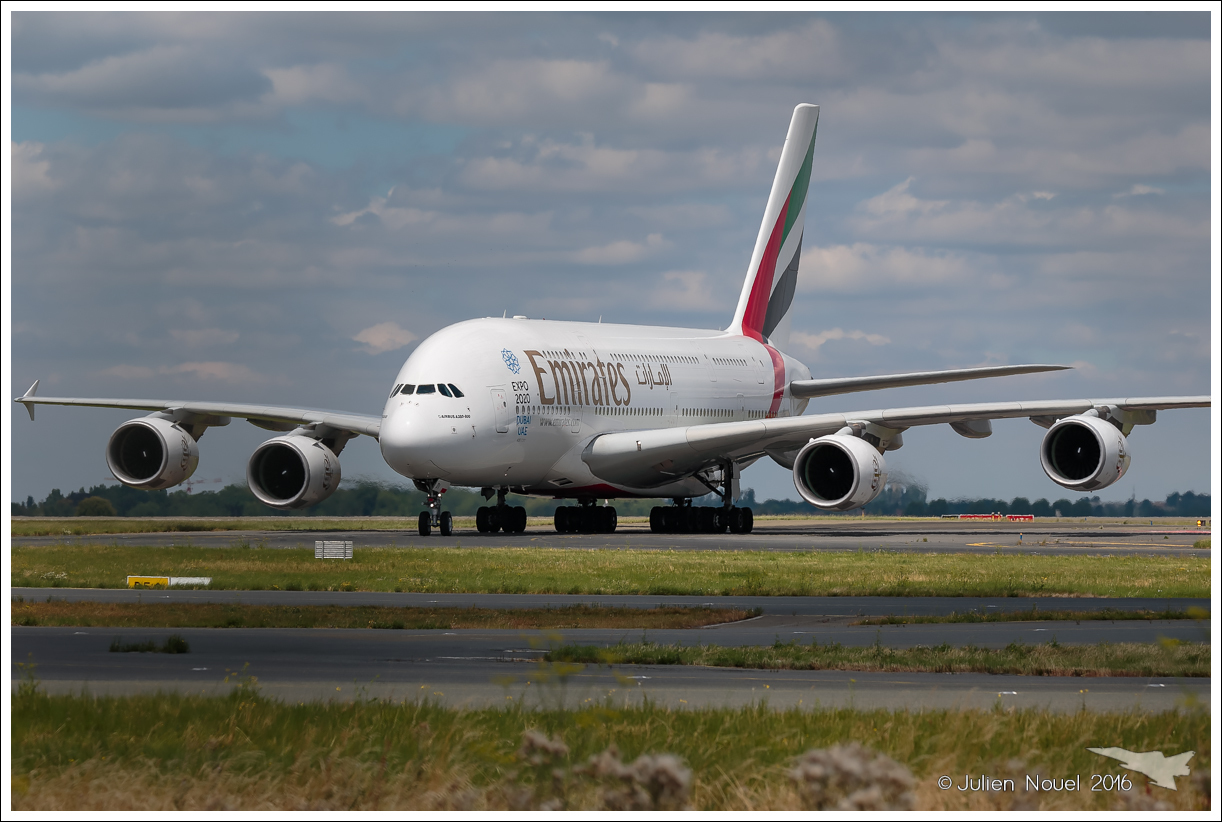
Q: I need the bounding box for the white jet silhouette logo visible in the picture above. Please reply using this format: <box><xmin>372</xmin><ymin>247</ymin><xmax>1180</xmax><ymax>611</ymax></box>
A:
<box><xmin>1088</xmin><ymin>747</ymin><xmax>1194</xmax><ymax>790</ymax></box>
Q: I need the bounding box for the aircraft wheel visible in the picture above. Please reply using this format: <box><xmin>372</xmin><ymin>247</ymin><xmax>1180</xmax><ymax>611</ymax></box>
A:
<box><xmin>603</xmin><ymin>506</ymin><xmax>618</xmax><ymax>534</ymax></box>
<box><xmin>476</xmin><ymin>506</ymin><xmax>490</xmax><ymax>533</ymax></box>
<box><xmin>439</xmin><ymin>511</ymin><xmax>453</xmax><ymax>537</ymax></box>
<box><xmin>554</xmin><ymin>507</ymin><xmax>566</xmax><ymax>533</ymax></box>
<box><xmin>649</xmin><ymin>507</ymin><xmax>664</xmax><ymax>533</ymax></box>
<box><xmin>418</xmin><ymin>511</ymin><xmax>431</xmax><ymax>536</ymax></box>
<box><xmin>513</xmin><ymin>506</ymin><xmax>528</xmax><ymax>533</ymax></box>
<box><xmin>677</xmin><ymin>507</ymin><xmax>694</xmax><ymax>534</ymax></box>
<box><xmin>740</xmin><ymin>507</ymin><xmax>754</xmax><ymax>534</ymax></box>
<box><xmin>729</xmin><ymin>507</ymin><xmax>745</xmax><ymax>534</ymax></box>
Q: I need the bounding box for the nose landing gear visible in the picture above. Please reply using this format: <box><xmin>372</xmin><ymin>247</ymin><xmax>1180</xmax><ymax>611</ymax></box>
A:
<box><xmin>476</xmin><ymin>487</ymin><xmax>527</xmax><ymax>534</ymax></box>
<box><xmin>414</xmin><ymin>479</ymin><xmax>453</xmax><ymax>537</ymax></box>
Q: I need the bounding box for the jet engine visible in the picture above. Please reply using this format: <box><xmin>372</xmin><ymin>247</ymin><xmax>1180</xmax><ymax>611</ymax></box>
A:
<box><xmin>106</xmin><ymin>416</ymin><xmax>199</xmax><ymax>490</ymax></box>
<box><xmin>792</xmin><ymin>434</ymin><xmax>887</xmax><ymax>511</ymax></box>
<box><xmin>1040</xmin><ymin>413</ymin><xmax>1130</xmax><ymax>492</ymax></box>
<box><xmin>247</xmin><ymin>435</ymin><xmax>341</xmax><ymax>510</ymax></box>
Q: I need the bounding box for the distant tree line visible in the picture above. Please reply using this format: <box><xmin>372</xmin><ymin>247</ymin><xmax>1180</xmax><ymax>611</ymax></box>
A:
<box><xmin>746</xmin><ymin>484</ymin><xmax>1211</xmax><ymax>518</ymax></box>
<box><xmin>11</xmin><ymin>481</ymin><xmax>1211</xmax><ymax>519</ymax></box>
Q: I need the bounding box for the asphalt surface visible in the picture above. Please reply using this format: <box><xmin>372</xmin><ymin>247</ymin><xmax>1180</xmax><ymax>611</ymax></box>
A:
<box><xmin>13</xmin><ymin>622</ymin><xmax>1209</xmax><ymax>712</ymax></box>
<box><xmin>13</xmin><ymin>519</ymin><xmax>1211</xmax><ymax>556</ymax></box>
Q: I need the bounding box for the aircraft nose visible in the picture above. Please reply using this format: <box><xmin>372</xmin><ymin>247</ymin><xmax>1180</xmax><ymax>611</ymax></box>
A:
<box><xmin>379</xmin><ymin>401</ymin><xmax>449</xmax><ymax>474</ymax></box>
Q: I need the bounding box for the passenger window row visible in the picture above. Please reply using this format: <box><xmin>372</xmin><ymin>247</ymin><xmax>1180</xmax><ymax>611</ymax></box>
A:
<box><xmin>389</xmin><ymin>383</ymin><xmax>465</xmax><ymax>398</ymax></box>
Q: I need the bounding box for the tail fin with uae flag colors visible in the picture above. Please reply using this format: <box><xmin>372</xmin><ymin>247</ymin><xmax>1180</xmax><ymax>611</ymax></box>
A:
<box><xmin>727</xmin><ymin>103</ymin><xmax>818</xmax><ymax>350</ymax></box>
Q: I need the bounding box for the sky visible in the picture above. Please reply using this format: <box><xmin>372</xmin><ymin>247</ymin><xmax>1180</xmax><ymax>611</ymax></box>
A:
<box><xmin>5</xmin><ymin>10</ymin><xmax>1217</xmax><ymax>506</ymax></box>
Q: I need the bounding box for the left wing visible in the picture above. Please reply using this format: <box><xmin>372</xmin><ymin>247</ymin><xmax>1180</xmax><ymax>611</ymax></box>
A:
<box><xmin>14</xmin><ymin>380</ymin><xmax>381</xmax><ymax>438</ymax></box>
<box><xmin>582</xmin><ymin>395</ymin><xmax>1210</xmax><ymax>487</ymax></box>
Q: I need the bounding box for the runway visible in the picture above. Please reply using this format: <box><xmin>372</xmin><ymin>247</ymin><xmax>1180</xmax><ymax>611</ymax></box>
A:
<box><xmin>12</xmin><ymin>519</ymin><xmax>1210</xmax><ymax>556</ymax></box>
<box><xmin>13</xmin><ymin>588</ymin><xmax>1210</xmax><ymax>712</ymax></box>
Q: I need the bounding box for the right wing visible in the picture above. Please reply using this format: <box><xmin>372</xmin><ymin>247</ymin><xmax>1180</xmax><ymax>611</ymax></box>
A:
<box><xmin>14</xmin><ymin>381</ymin><xmax>381</xmax><ymax>438</ymax></box>
<box><xmin>582</xmin><ymin>395</ymin><xmax>1210</xmax><ymax>488</ymax></box>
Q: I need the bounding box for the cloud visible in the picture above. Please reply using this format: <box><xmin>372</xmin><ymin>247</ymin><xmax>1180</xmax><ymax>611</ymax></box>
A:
<box><xmin>353</xmin><ymin>322</ymin><xmax>418</xmax><ymax>355</ymax></box>
<box><xmin>11</xmin><ymin>141</ymin><xmax>58</xmax><ymax>194</ymax></box>
<box><xmin>98</xmin><ymin>361</ymin><xmax>261</xmax><ymax>383</ymax></box>
<box><xmin>790</xmin><ymin>328</ymin><xmax>891</xmax><ymax>360</ymax></box>
<box><xmin>459</xmin><ymin>134</ymin><xmax>768</xmax><ymax>194</ymax></box>
<box><xmin>632</xmin><ymin>20</ymin><xmax>845</xmax><ymax>80</ymax></box>
<box><xmin>99</xmin><ymin>364</ymin><xmax>156</xmax><ymax>379</ymax></box>
<box><xmin>798</xmin><ymin>242</ymin><xmax>997</xmax><ymax>294</ymax></box>
<box><xmin>1114</xmin><ymin>184</ymin><xmax>1165</xmax><ymax>198</ymax></box>
<box><xmin>170</xmin><ymin>328</ymin><xmax>240</xmax><ymax>347</ymax></box>
<box><xmin>847</xmin><ymin>178</ymin><xmax>1206</xmax><ymax>249</ymax></box>
<box><xmin>263</xmin><ymin>62</ymin><xmax>369</xmax><ymax>106</ymax></box>
<box><xmin>647</xmin><ymin>270</ymin><xmax>720</xmax><ymax>311</ymax></box>
<box><xmin>424</xmin><ymin>59</ymin><xmax>625</xmax><ymax>124</ymax></box>
<box><xmin>14</xmin><ymin>44</ymin><xmax>271</xmax><ymax>120</ymax></box>
<box><xmin>573</xmin><ymin>233</ymin><xmax>665</xmax><ymax>265</ymax></box>
<box><xmin>165</xmin><ymin>362</ymin><xmax>261</xmax><ymax>382</ymax></box>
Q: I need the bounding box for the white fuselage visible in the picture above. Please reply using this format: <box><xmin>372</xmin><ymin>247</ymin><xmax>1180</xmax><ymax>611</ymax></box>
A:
<box><xmin>379</xmin><ymin>318</ymin><xmax>811</xmax><ymax>498</ymax></box>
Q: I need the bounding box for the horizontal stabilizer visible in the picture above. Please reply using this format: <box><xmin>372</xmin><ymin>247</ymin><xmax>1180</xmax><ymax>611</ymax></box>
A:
<box><xmin>789</xmin><ymin>364</ymin><xmax>1071</xmax><ymax>400</ymax></box>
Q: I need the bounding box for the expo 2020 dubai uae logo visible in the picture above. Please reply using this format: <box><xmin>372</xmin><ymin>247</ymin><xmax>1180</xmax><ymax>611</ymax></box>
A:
<box><xmin>502</xmin><ymin>349</ymin><xmax>521</xmax><ymax>375</ymax></box>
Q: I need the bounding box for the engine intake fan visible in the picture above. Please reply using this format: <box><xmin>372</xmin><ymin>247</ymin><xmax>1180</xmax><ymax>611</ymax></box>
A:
<box><xmin>106</xmin><ymin>417</ymin><xmax>199</xmax><ymax>490</ymax></box>
<box><xmin>793</xmin><ymin>434</ymin><xmax>887</xmax><ymax>511</ymax></box>
<box><xmin>248</xmin><ymin>435</ymin><xmax>342</xmax><ymax>510</ymax></box>
<box><xmin>1040</xmin><ymin>413</ymin><xmax>1130</xmax><ymax>492</ymax></box>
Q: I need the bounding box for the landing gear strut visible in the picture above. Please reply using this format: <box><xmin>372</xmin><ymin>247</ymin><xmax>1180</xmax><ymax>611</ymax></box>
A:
<box><xmin>649</xmin><ymin>462</ymin><xmax>753</xmax><ymax>534</ymax></box>
<box><xmin>476</xmin><ymin>486</ymin><xmax>527</xmax><ymax>534</ymax></box>
<box><xmin>554</xmin><ymin>497</ymin><xmax>617</xmax><ymax>534</ymax></box>
<box><xmin>415</xmin><ymin>479</ymin><xmax>452</xmax><ymax>537</ymax></box>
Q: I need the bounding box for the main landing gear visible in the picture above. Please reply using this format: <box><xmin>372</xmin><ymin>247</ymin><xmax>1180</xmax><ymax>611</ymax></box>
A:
<box><xmin>415</xmin><ymin>479</ymin><xmax>453</xmax><ymax>537</ymax></box>
<box><xmin>476</xmin><ymin>487</ymin><xmax>527</xmax><ymax>534</ymax></box>
<box><xmin>554</xmin><ymin>498</ymin><xmax>617</xmax><ymax>534</ymax></box>
<box><xmin>648</xmin><ymin>462</ymin><xmax>754</xmax><ymax>534</ymax></box>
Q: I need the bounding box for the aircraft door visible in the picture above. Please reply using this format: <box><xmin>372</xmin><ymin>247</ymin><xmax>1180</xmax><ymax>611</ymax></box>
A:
<box><xmin>490</xmin><ymin>388</ymin><xmax>511</xmax><ymax>433</ymax></box>
<box><xmin>570</xmin><ymin>404</ymin><xmax>582</xmax><ymax>434</ymax></box>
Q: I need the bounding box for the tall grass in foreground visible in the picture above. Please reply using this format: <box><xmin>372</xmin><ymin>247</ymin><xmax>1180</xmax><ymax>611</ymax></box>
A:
<box><xmin>10</xmin><ymin>688</ymin><xmax>1209</xmax><ymax>810</ymax></box>
<box><xmin>12</xmin><ymin>544</ymin><xmax>1210</xmax><ymax>597</ymax></box>
<box><xmin>548</xmin><ymin>640</ymin><xmax>1211</xmax><ymax>678</ymax></box>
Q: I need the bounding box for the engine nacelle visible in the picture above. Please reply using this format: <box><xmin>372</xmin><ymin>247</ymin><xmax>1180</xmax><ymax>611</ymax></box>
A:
<box><xmin>106</xmin><ymin>416</ymin><xmax>200</xmax><ymax>490</ymax></box>
<box><xmin>247</xmin><ymin>435</ymin><xmax>341</xmax><ymax>510</ymax></box>
<box><xmin>1040</xmin><ymin>414</ymin><xmax>1130</xmax><ymax>492</ymax></box>
<box><xmin>793</xmin><ymin>434</ymin><xmax>888</xmax><ymax>511</ymax></box>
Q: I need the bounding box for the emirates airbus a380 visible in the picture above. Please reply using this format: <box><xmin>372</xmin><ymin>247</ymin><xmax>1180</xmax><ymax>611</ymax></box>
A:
<box><xmin>15</xmin><ymin>104</ymin><xmax>1211</xmax><ymax>537</ymax></box>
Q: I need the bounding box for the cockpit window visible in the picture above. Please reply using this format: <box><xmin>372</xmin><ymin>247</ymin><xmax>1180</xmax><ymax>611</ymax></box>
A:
<box><xmin>390</xmin><ymin>384</ymin><xmax>402</xmax><ymax>397</ymax></box>
<box><xmin>416</xmin><ymin>384</ymin><xmax>436</xmax><ymax>394</ymax></box>
<box><xmin>437</xmin><ymin>383</ymin><xmax>453</xmax><ymax>397</ymax></box>
<box><xmin>400</xmin><ymin>384</ymin><xmax>415</xmax><ymax>395</ymax></box>
<box><xmin>448</xmin><ymin>383</ymin><xmax>464</xmax><ymax>398</ymax></box>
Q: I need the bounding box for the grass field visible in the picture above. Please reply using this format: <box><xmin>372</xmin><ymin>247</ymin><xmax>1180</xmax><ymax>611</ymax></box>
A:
<box><xmin>547</xmin><ymin>639</ymin><xmax>1211</xmax><ymax>678</ymax></box>
<box><xmin>12</xmin><ymin>515</ymin><xmax>1210</xmax><ymax>536</ymax></box>
<box><xmin>11</xmin><ymin>543</ymin><xmax>1209</xmax><ymax>597</ymax></box>
<box><xmin>10</xmin><ymin>685</ymin><xmax>1209</xmax><ymax>810</ymax></box>
<box><xmin>10</xmin><ymin>601</ymin><xmax>752</xmax><ymax>631</ymax></box>
<box><xmin>854</xmin><ymin>607</ymin><xmax>1211</xmax><ymax>625</ymax></box>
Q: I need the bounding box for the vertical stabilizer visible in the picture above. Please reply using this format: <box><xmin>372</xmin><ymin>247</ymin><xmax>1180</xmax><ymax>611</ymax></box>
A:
<box><xmin>728</xmin><ymin>103</ymin><xmax>818</xmax><ymax>350</ymax></box>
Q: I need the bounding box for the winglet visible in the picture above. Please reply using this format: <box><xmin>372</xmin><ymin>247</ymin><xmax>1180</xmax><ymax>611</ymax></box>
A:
<box><xmin>17</xmin><ymin>379</ymin><xmax>39</xmax><ymax>420</ymax></box>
